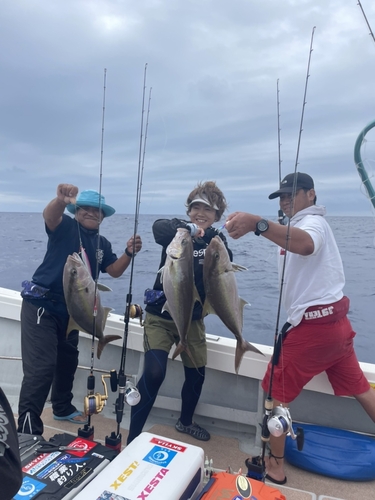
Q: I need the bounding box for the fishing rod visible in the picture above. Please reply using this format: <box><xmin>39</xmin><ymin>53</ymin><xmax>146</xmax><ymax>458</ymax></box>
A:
<box><xmin>357</xmin><ymin>0</ymin><xmax>375</xmax><ymax>46</ymax></box>
<box><xmin>106</xmin><ymin>63</ymin><xmax>151</xmax><ymax>452</ymax></box>
<box><xmin>251</xmin><ymin>27</ymin><xmax>317</xmax><ymax>483</ymax></box>
<box><xmin>78</xmin><ymin>68</ymin><xmax>111</xmax><ymax>441</ymax></box>
<box><xmin>276</xmin><ymin>79</ymin><xmax>285</xmax><ymax>225</ymax></box>
<box><xmin>354</xmin><ymin>119</ymin><xmax>375</xmax><ymax>209</ymax></box>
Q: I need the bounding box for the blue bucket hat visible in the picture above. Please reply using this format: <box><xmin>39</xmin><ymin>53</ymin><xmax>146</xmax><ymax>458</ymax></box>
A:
<box><xmin>66</xmin><ymin>190</ymin><xmax>116</xmax><ymax>218</ymax></box>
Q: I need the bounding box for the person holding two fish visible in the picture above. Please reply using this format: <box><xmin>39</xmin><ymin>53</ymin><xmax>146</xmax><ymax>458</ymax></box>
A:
<box><xmin>127</xmin><ymin>181</ymin><xmax>231</xmax><ymax>444</ymax></box>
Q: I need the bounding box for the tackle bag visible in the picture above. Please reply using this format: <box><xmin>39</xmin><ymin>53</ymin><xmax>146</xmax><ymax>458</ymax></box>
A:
<box><xmin>197</xmin><ymin>471</ymin><xmax>286</xmax><ymax>500</ymax></box>
<box><xmin>14</xmin><ymin>432</ymin><xmax>118</xmax><ymax>499</ymax></box>
<box><xmin>0</xmin><ymin>387</ymin><xmax>23</xmax><ymax>500</ymax></box>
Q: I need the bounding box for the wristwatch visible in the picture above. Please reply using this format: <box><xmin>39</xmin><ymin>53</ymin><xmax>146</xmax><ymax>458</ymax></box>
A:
<box><xmin>255</xmin><ymin>219</ymin><xmax>269</xmax><ymax>236</ymax></box>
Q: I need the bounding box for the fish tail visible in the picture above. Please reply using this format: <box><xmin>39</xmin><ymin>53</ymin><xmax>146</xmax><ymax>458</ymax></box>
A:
<box><xmin>172</xmin><ymin>341</ymin><xmax>185</xmax><ymax>360</ymax></box>
<box><xmin>235</xmin><ymin>338</ymin><xmax>264</xmax><ymax>372</ymax></box>
<box><xmin>172</xmin><ymin>342</ymin><xmax>199</xmax><ymax>371</ymax></box>
<box><xmin>97</xmin><ymin>334</ymin><xmax>122</xmax><ymax>359</ymax></box>
<box><xmin>234</xmin><ymin>339</ymin><xmax>247</xmax><ymax>374</ymax></box>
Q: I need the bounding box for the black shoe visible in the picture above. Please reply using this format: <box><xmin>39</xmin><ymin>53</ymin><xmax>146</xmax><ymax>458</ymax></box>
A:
<box><xmin>175</xmin><ymin>419</ymin><xmax>211</xmax><ymax>441</ymax></box>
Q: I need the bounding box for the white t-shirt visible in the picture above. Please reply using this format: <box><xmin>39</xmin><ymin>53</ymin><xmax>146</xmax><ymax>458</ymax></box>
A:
<box><xmin>278</xmin><ymin>205</ymin><xmax>344</xmax><ymax>326</ymax></box>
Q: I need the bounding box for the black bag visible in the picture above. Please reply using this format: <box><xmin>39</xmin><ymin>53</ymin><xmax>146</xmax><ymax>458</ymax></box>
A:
<box><xmin>17</xmin><ymin>432</ymin><xmax>118</xmax><ymax>499</ymax></box>
<box><xmin>21</xmin><ymin>280</ymin><xmax>50</xmax><ymax>299</ymax></box>
<box><xmin>0</xmin><ymin>387</ymin><xmax>22</xmax><ymax>500</ymax></box>
<box><xmin>144</xmin><ymin>288</ymin><xmax>165</xmax><ymax>305</ymax></box>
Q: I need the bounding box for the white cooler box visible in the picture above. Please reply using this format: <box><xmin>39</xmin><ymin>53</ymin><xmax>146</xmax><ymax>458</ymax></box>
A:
<box><xmin>74</xmin><ymin>432</ymin><xmax>204</xmax><ymax>500</ymax></box>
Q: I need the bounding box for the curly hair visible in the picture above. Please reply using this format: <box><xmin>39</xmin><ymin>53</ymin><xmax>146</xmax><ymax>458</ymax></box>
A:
<box><xmin>185</xmin><ymin>181</ymin><xmax>227</xmax><ymax>221</ymax></box>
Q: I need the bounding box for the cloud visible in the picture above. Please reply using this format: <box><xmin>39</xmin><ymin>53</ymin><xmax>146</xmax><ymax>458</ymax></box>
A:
<box><xmin>1</xmin><ymin>0</ymin><xmax>375</xmax><ymax>215</ymax></box>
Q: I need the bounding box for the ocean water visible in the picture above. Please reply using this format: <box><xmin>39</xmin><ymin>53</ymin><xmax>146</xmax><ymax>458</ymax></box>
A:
<box><xmin>0</xmin><ymin>212</ymin><xmax>374</xmax><ymax>363</ymax></box>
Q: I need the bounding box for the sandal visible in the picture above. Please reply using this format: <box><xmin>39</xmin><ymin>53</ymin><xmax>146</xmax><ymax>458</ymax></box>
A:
<box><xmin>175</xmin><ymin>419</ymin><xmax>211</xmax><ymax>441</ymax></box>
<box><xmin>53</xmin><ymin>410</ymin><xmax>88</xmax><ymax>424</ymax></box>
<box><xmin>266</xmin><ymin>452</ymin><xmax>287</xmax><ymax>485</ymax></box>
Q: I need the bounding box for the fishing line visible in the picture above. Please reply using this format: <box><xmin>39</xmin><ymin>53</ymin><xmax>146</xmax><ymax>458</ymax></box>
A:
<box><xmin>107</xmin><ymin>63</ymin><xmax>151</xmax><ymax>450</ymax></box>
<box><xmin>276</xmin><ymin>79</ymin><xmax>285</xmax><ymax>225</ymax></box>
<box><xmin>357</xmin><ymin>0</ymin><xmax>375</xmax><ymax>46</ymax></box>
<box><xmin>120</xmin><ymin>66</ymin><xmax>150</xmax><ymax>377</ymax></box>
<box><xmin>257</xmin><ymin>27</ymin><xmax>316</xmax><ymax>481</ymax></box>
<box><xmin>270</xmin><ymin>26</ymin><xmax>316</xmax><ymax>399</ymax></box>
<box><xmin>77</xmin><ymin>69</ymin><xmax>108</xmax><ymax>437</ymax></box>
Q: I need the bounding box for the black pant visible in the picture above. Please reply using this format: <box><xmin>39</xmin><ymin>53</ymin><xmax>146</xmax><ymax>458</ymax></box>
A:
<box><xmin>127</xmin><ymin>349</ymin><xmax>205</xmax><ymax>444</ymax></box>
<box><xmin>17</xmin><ymin>300</ymin><xmax>79</xmax><ymax>435</ymax></box>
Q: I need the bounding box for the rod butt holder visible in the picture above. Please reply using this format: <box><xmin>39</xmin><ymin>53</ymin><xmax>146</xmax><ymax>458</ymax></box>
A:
<box><xmin>105</xmin><ymin>431</ymin><xmax>122</xmax><ymax>454</ymax></box>
<box><xmin>245</xmin><ymin>456</ymin><xmax>263</xmax><ymax>482</ymax></box>
<box><xmin>78</xmin><ymin>424</ymin><xmax>94</xmax><ymax>441</ymax></box>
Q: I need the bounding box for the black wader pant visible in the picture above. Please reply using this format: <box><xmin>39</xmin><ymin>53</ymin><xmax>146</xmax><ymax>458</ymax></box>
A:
<box><xmin>17</xmin><ymin>300</ymin><xmax>79</xmax><ymax>435</ymax></box>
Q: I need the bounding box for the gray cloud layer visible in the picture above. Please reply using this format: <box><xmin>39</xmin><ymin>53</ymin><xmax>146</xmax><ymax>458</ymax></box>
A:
<box><xmin>1</xmin><ymin>0</ymin><xmax>375</xmax><ymax>216</ymax></box>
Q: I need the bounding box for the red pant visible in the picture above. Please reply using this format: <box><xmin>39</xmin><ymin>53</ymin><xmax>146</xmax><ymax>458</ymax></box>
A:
<box><xmin>262</xmin><ymin>297</ymin><xmax>370</xmax><ymax>402</ymax></box>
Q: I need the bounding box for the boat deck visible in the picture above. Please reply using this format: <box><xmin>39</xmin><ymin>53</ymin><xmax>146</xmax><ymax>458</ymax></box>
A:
<box><xmin>18</xmin><ymin>405</ymin><xmax>375</xmax><ymax>500</ymax></box>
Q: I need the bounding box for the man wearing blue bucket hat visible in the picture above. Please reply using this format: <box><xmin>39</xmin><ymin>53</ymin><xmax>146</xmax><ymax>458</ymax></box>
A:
<box><xmin>17</xmin><ymin>183</ymin><xmax>142</xmax><ymax>435</ymax></box>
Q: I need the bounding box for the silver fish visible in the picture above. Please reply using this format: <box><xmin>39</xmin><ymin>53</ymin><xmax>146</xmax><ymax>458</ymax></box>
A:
<box><xmin>161</xmin><ymin>228</ymin><xmax>200</xmax><ymax>363</ymax></box>
<box><xmin>203</xmin><ymin>236</ymin><xmax>263</xmax><ymax>373</ymax></box>
<box><xmin>63</xmin><ymin>252</ymin><xmax>121</xmax><ymax>359</ymax></box>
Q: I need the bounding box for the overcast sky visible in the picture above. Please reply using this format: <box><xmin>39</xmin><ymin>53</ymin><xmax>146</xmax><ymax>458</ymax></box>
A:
<box><xmin>2</xmin><ymin>0</ymin><xmax>375</xmax><ymax>217</ymax></box>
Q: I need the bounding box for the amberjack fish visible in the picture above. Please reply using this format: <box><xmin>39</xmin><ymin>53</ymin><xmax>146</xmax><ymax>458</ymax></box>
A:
<box><xmin>63</xmin><ymin>252</ymin><xmax>121</xmax><ymax>359</ymax></box>
<box><xmin>203</xmin><ymin>236</ymin><xmax>264</xmax><ymax>373</ymax></box>
<box><xmin>161</xmin><ymin>228</ymin><xmax>201</xmax><ymax>363</ymax></box>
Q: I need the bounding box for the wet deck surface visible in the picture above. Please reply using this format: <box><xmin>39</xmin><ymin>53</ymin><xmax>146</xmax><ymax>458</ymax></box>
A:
<box><xmin>27</xmin><ymin>406</ymin><xmax>375</xmax><ymax>500</ymax></box>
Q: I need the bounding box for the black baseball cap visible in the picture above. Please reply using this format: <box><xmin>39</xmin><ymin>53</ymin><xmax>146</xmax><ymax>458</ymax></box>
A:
<box><xmin>268</xmin><ymin>172</ymin><xmax>314</xmax><ymax>199</ymax></box>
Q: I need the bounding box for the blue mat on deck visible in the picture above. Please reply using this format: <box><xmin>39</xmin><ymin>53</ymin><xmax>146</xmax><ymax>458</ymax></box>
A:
<box><xmin>285</xmin><ymin>423</ymin><xmax>375</xmax><ymax>481</ymax></box>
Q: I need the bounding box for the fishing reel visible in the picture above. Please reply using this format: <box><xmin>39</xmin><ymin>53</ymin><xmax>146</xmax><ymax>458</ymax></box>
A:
<box><xmin>124</xmin><ymin>380</ymin><xmax>141</xmax><ymax>406</ymax></box>
<box><xmin>109</xmin><ymin>370</ymin><xmax>141</xmax><ymax>407</ymax></box>
<box><xmin>123</xmin><ymin>303</ymin><xmax>144</xmax><ymax>326</ymax></box>
<box><xmin>84</xmin><ymin>373</ymin><xmax>110</xmax><ymax>416</ymax></box>
<box><xmin>267</xmin><ymin>405</ymin><xmax>304</xmax><ymax>451</ymax></box>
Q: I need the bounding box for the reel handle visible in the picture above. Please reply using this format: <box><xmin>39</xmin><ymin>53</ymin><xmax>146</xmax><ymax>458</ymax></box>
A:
<box><xmin>296</xmin><ymin>427</ymin><xmax>304</xmax><ymax>451</ymax></box>
<box><xmin>110</xmin><ymin>369</ymin><xmax>118</xmax><ymax>392</ymax></box>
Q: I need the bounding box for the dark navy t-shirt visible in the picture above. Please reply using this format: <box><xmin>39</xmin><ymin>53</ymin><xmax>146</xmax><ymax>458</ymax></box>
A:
<box><xmin>145</xmin><ymin>218</ymin><xmax>233</xmax><ymax>321</ymax></box>
<box><xmin>27</xmin><ymin>214</ymin><xmax>117</xmax><ymax>316</ymax></box>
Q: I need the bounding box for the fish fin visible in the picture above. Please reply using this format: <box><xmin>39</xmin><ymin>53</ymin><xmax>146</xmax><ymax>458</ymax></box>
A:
<box><xmin>66</xmin><ymin>316</ymin><xmax>87</xmax><ymax>336</ymax></box>
<box><xmin>161</xmin><ymin>301</ymin><xmax>171</xmax><ymax>315</ymax></box>
<box><xmin>172</xmin><ymin>342</ymin><xmax>199</xmax><ymax>371</ymax></box>
<box><xmin>232</xmin><ymin>263</ymin><xmax>248</xmax><ymax>272</ymax></box>
<box><xmin>158</xmin><ymin>266</ymin><xmax>165</xmax><ymax>283</ymax></box>
<box><xmin>98</xmin><ymin>307</ymin><xmax>113</xmax><ymax>337</ymax></box>
<box><xmin>193</xmin><ymin>286</ymin><xmax>202</xmax><ymax>305</ymax></box>
<box><xmin>235</xmin><ymin>338</ymin><xmax>264</xmax><ymax>373</ymax></box>
<box><xmin>97</xmin><ymin>283</ymin><xmax>112</xmax><ymax>292</ymax></box>
<box><xmin>202</xmin><ymin>299</ymin><xmax>217</xmax><ymax>317</ymax></box>
<box><xmin>239</xmin><ymin>297</ymin><xmax>250</xmax><ymax>309</ymax></box>
<box><xmin>243</xmin><ymin>339</ymin><xmax>264</xmax><ymax>356</ymax></box>
<box><xmin>104</xmin><ymin>307</ymin><xmax>113</xmax><ymax>318</ymax></box>
<box><xmin>172</xmin><ymin>342</ymin><xmax>185</xmax><ymax>360</ymax></box>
